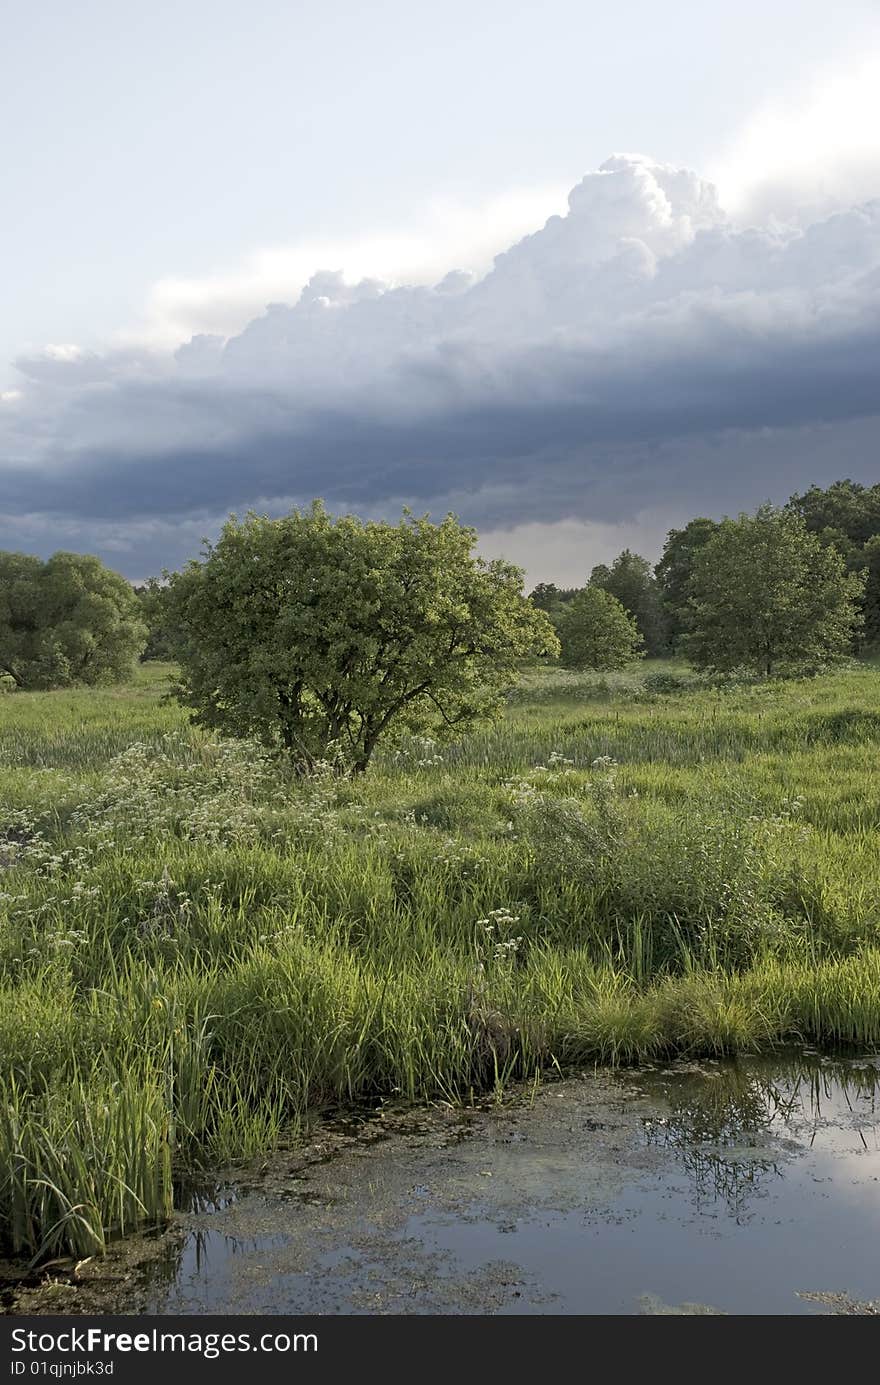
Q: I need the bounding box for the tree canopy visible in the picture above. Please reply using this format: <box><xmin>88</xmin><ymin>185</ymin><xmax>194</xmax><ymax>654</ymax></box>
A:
<box><xmin>863</xmin><ymin>535</ymin><xmax>880</xmax><ymax>647</ymax></box>
<box><xmin>0</xmin><ymin>550</ymin><xmax>147</xmax><ymax>690</ymax></box>
<box><xmin>133</xmin><ymin>578</ymin><xmax>177</xmax><ymax>661</ymax></box>
<box><xmin>683</xmin><ymin>505</ymin><xmax>863</xmax><ymax>676</ymax></box>
<box><xmin>164</xmin><ymin>503</ymin><xmax>558</xmax><ymax>773</ymax></box>
<box><xmin>589</xmin><ymin>548</ymin><xmax>668</xmax><ymax>654</ymax></box>
<box><xmin>787</xmin><ymin>479</ymin><xmax>880</xmax><ymax>547</ymax></box>
<box><xmin>528</xmin><ymin>582</ymin><xmax>579</xmax><ymax>613</ymax></box>
<box><xmin>654</xmin><ymin>517</ymin><xmax>720</xmax><ymax>650</ymax></box>
<box><xmin>787</xmin><ymin>479</ymin><xmax>880</xmax><ymax>650</ymax></box>
<box><xmin>555</xmin><ymin>586</ymin><xmax>644</xmax><ymax>670</ymax></box>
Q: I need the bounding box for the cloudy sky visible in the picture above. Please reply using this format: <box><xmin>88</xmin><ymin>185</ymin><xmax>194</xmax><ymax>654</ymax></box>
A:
<box><xmin>3</xmin><ymin>1</ymin><xmax>880</xmax><ymax>584</ymax></box>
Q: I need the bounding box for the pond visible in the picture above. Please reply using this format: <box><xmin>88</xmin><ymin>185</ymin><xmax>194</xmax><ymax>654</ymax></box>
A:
<box><xmin>7</xmin><ymin>1051</ymin><xmax>880</xmax><ymax>1315</ymax></box>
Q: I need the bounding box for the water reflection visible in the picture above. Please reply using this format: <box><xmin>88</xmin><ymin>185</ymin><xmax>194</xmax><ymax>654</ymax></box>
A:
<box><xmin>638</xmin><ymin>1053</ymin><xmax>880</xmax><ymax>1220</ymax></box>
<box><xmin>140</xmin><ymin>1225</ymin><xmax>290</xmax><ymax>1302</ymax></box>
<box><xmin>45</xmin><ymin>1050</ymin><xmax>880</xmax><ymax>1315</ymax></box>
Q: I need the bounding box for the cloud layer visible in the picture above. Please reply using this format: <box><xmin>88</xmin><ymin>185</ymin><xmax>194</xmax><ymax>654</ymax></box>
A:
<box><xmin>3</xmin><ymin>153</ymin><xmax>880</xmax><ymax>579</ymax></box>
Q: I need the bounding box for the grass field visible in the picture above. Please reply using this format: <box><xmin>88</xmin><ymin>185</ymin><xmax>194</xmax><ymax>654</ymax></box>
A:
<box><xmin>2</xmin><ymin>658</ymin><xmax>880</xmax><ymax>1261</ymax></box>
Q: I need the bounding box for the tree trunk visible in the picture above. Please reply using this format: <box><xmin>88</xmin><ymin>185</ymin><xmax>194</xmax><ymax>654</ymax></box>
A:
<box><xmin>352</xmin><ymin>739</ymin><xmax>376</xmax><ymax>775</ymax></box>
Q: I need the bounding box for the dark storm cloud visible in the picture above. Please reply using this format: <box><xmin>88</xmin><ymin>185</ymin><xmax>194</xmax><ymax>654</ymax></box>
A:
<box><xmin>5</xmin><ymin>324</ymin><xmax>879</xmax><ymax>523</ymax></box>
<box><xmin>2</xmin><ymin>154</ymin><xmax>880</xmax><ymax>574</ymax></box>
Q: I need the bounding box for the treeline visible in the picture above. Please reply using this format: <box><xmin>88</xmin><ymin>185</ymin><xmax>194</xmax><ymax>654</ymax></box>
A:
<box><xmin>1</xmin><ymin>479</ymin><xmax>877</xmax><ymax>702</ymax></box>
<box><xmin>530</xmin><ymin>479</ymin><xmax>880</xmax><ymax>673</ymax></box>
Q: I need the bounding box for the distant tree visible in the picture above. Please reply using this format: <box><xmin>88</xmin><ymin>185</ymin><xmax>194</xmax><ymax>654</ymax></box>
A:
<box><xmin>788</xmin><ymin>479</ymin><xmax>880</xmax><ymax>547</ymax></box>
<box><xmin>655</xmin><ymin>518</ymin><xmax>720</xmax><ymax>650</ymax></box>
<box><xmin>164</xmin><ymin>503</ymin><xmax>558</xmax><ymax>774</ymax></box>
<box><xmin>555</xmin><ymin>586</ymin><xmax>644</xmax><ymax>670</ymax></box>
<box><xmin>589</xmin><ymin>549</ymin><xmax>669</xmax><ymax>654</ymax></box>
<box><xmin>133</xmin><ymin>578</ymin><xmax>177</xmax><ymax>661</ymax></box>
<box><xmin>528</xmin><ymin>582</ymin><xmax>579</xmax><ymax>613</ymax></box>
<box><xmin>787</xmin><ymin>479</ymin><xmax>880</xmax><ymax>651</ymax></box>
<box><xmin>863</xmin><ymin>535</ymin><xmax>880</xmax><ymax>648</ymax></box>
<box><xmin>0</xmin><ymin>550</ymin><xmax>147</xmax><ymax>690</ymax></box>
<box><xmin>684</xmin><ymin>505</ymin><xmax>863</xmax><ymax>676</ymax></box>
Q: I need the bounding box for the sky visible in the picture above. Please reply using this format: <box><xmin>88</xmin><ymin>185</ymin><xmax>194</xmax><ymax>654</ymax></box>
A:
<box><xmin>2</xmin><ymin>0</ymin><xmax>880</xmax><ymax>584</ymax></box>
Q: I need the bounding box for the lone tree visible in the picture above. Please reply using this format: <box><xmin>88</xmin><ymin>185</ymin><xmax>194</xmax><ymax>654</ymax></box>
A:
<box><xmin>0</xmin><ymin>550</ymin><xmax>147</xmax><ymax>690</ymax></box>
<box><xmin>164</xmin><ymin>503</ymin><xmax>558</xmax><ymax>773</ymax></box>
<box><xmin>555</xmin><ymin>586</ymin><xmax>643</xmax><ymax>670</ymax></box>
<box><xmin>684</xmin><ymin>505</ymin><xmax>863</xmax><ymax>676</ymax></box>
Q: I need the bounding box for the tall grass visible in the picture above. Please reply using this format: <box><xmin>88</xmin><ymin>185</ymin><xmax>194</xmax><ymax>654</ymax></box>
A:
<box><xmin>1</xmin><ymin>658</ymin><xmax>879</xmax><ymax>1260</ymax></box>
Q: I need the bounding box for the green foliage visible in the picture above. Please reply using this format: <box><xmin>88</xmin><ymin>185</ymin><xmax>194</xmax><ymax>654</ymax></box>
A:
<box><xmin>528</xmin><ymin>582</ymin><xmax>579</xmax><ymax>612</ymax></box>
<box><xmin>164</xmin><ymin>502</ymin><xmax>557</xmax><ymax>773</ymax></box>
<box><xmin>3</xmin><ymin>660</ymin><xmax>880</xmax><ymax>1257</ymax></box>
<box><xmin>555</xmin><ymin>586</ymin><xmax>644</xmax><ymax>670</ymax></box>
<box><xmin>133</xmin><ymin>577</ymin><xmax>177</xmax><ymax>661</ymax></box>
<box><xmin>589</xmin><ymin>548</ymin><xmax>669</xmax><ymax>654</ymax></box>
<box><xmin>788</xmin><ymin>478</ymin><xmax>880</xmax><ymax>547</ymax></box>
<box><xmin>0</xmin><ymin>551</ymin><xmax>147</xmax><ymax>690</ymax></box>
<box><xmin>683</xmin><ymin>505</ymin><xmax>863</xmax><ymax>676</ymax></box>
<box><xmin>655</xmin><ymin>517</ymin><xmax>720</xmax><ymax>650</ymax></box>
<box><xmin>863</xmin><ymin>535</ymin><xmax>880</xmax><ymax>647</ymax></box>
<box><xmin>788</xmin><ymin>479</ymin><xmax>880</xmax><ymax>650</ymax></box>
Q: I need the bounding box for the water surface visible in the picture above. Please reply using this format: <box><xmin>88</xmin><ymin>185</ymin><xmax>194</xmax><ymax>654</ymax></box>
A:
<box><xmin>12</xmin><ymin>1052</ymin><xmax>880</xmax><ymax>1315</ymax></box>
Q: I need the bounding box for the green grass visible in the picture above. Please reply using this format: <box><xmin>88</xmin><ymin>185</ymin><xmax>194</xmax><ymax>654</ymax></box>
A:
<box><xmin>2</xmin><ymin>657</ymin><xmax>880</xmax><ymax>1261</ymax></box>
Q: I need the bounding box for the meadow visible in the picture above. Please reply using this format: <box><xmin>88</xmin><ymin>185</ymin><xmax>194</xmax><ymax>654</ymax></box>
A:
<box><xmin>2</xmin><ymin>658</ymin><xmax>880</xmax><ymax>1262</ymax></box>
